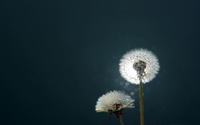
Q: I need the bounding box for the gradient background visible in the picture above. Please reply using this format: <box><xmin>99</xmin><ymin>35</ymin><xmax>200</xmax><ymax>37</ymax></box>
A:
<box><xmin>0</xmin><ymin>0</ymin><xmax>200</xmax><ymax>125</ymax></box>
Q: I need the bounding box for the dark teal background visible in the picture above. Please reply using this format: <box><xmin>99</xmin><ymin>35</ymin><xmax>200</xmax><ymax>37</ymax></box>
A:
<box><xmin>0</xmin><ymin>0</ymin><xmax>199</xmax><ymax>125</ymax></box>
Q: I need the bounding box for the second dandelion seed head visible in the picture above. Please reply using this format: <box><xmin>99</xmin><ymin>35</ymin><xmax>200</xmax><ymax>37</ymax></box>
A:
<box><xmin>95</xmin><ymin>90</ymin><xmax>134</xmax><ymax>113</ymax></box>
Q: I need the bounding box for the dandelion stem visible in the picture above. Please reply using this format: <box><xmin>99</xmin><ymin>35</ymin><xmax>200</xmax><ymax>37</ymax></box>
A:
<box><xmin>118</xmin><ymin>114</ymin><xmax>125</xmax><ymax>125</ymax></box>
<box><xmin>139</xmin><ymin>78</ymin><xmax>144</xmax><ymax>125</ymax></box>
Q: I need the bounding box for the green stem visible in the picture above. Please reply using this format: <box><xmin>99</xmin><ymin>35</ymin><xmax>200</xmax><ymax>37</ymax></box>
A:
<box><xmin>139</xmin><ymin>79</ymin><xmax>144</xmax><ymax>125</ymax></box>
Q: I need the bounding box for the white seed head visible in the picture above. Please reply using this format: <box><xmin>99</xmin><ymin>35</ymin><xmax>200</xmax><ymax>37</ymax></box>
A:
<box><xmin>95</xmin><ymin>90</ymin><xmax>134</xmax><ymax>112</ymax></box>
<box><xmin>119</xmin><ymin>48</ymin><xmax>160</xmax><ymax>84</ymax></box>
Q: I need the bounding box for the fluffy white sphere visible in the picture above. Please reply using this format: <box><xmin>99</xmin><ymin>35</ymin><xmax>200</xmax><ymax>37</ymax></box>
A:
<box><xmin>119</xmin><ymin>49</ymin><xmax>160</xmax><ymax>84</ymax></box>
<box><xmin>95</xmin><ymin>90</ymin><xmax>134</xmax><ymax>112</ymax></box>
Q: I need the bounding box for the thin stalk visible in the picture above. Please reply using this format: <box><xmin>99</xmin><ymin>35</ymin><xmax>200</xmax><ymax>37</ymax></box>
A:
<box><xmin>139</xmin><ymin>78</ymin><xmax>144</xmax><ymax>125</ymax></box>
<box><xmin>118</xmin><ymin>114</ymin><xmax>125</xmax><ymax>125</ymax></box>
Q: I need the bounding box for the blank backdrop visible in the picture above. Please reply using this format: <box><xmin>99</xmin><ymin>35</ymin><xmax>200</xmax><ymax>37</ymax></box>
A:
<box><xmin>0</xmin><ymin>0</ymin><xmax>200</xmax><ymax>125</ymax></box>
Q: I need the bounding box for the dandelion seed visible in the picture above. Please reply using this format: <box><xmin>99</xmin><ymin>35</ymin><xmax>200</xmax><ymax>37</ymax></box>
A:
<box><xmin>95</xmin><ymin>90</ymin><xmax>134</xmax><ymax>125</ymax></box>
<box><xmin>119</xmin><ymin>48</ymin><xmax>160</xmax><ymax>125</ymax></box>
<box><xmin>119</xmin><ymin>48</ymin><xmax>160</xmax><ymax>84</ymax></box>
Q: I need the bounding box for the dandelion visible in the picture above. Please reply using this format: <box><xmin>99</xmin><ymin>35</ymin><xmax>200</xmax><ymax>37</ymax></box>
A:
<box><xmin>95</xmin><ymin>90</ymin><xmax>134</xmax><ymax>125</ymax></box>
<box><xmin>119</xmin><ymin>48</ymin><xmax>160</xmax><ymax>125</ymax></box>
<box><xmin>119</xmin><ymin>48</ymin><xmax>160</xmax><ymax>84</ymax></box>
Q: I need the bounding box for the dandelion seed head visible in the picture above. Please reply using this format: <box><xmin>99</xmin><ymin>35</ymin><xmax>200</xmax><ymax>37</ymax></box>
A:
<box><xmin>119</xmin><ymin>48</ymin><xmax>160</xmax><ymax>84</ymax></box>
<box><xmin>95</xmin><ymin>90</ymin><xmax>134</xmax><ymax>112</ymax></box>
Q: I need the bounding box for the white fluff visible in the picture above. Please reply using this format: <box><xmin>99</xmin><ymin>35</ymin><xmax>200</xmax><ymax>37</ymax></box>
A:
<box><xmin>95</xmin><ymin>90</ymin><xmax>134</xmax><ymax>112</ymax></box>
<box><xmin>119</xmin><ymin>48</ymin><xmax>160</xmax><ymax>84</ymax></box>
